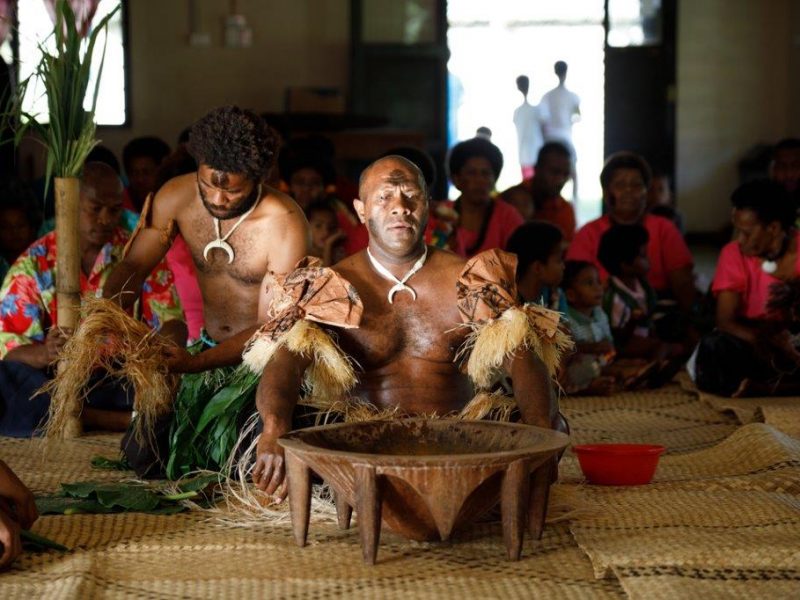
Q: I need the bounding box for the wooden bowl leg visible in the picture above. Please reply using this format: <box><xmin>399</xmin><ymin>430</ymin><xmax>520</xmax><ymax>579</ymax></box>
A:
<box><xmin>285</xmin><ymin>451</ymin><xmax>312</xmax><ymax>547</ymax></box>
<box><xmin>355</xmin><ymin>464</ymin><xmax>382</xmax><ymax>565</ymax></box>
<box><xmin>501</xmin><ymin>458</ymin><xmax>531</xmax><ymax>561</ymax></box>
<box><xmin>528</xmin><ymin>459</ymin><xmax>553</xmax><ymax>541</ymax></box>
<box><xmin>333</xmin><ymin>489</ymin><xmax>353</xmax><ymax>530</ymax></box>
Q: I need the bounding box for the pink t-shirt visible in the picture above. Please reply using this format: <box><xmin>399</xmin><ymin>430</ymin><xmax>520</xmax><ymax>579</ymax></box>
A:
<box><xmin>566</xmin><ymin>214</ymin><xmax>693</xmax><ymax>292</ymax></box>
<box><xmin>166</xmin><ymin>235</ymin><xmax>204</xmax><ymax>342</ymax></box>
<box><xmin>455</xmin><ymin>199</ymin><xmax>524</xmax><ymax>258</ymax></box>
<box><xmin>711</xmin><ymin>232</ymin><xmax>800</xmax><ymax>319</ymax></box>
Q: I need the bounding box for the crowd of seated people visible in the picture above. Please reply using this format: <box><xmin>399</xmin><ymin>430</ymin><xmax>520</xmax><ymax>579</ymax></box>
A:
<box><xmin>0</xmin><ymin>127</ymin><xmax>798</xmax><ymax>452</ymax></box>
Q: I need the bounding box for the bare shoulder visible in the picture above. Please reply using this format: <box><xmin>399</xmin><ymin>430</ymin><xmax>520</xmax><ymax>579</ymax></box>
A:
<box><xmin>257</xmin><ymin>186</ymin><xmax>307</xmax><ymax>233</ymax></box>
<box><xmin>153</xmin><ymin>172</ymin><xmax>197</xmax><ymax>217</ymax></box>
<box><xmin>331</xmin><ymin>250</ymin><xmax>364</xmax><ymax>281</ymax></box>
<box><xmin>428</xmin><ymin>247</ymin><xmax>467</xmax><ymax>283</ymax></box>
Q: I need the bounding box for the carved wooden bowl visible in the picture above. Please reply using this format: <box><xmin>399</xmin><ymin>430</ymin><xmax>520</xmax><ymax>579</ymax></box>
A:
<box><xmin>278</xmin><ymin>418</ymin><xmax>569</xmax><ymax>564</ymax></box>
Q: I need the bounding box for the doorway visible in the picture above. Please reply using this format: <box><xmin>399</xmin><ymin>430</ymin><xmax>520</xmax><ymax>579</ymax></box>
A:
<box><xmin>447</xmin><ymin>1</ymin><xmax>606</xmax><ymax>225</ymax></box>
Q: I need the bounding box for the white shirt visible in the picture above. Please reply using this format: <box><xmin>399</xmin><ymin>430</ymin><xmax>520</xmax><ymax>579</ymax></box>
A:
<box><xmin>512</xmin><ymin>101</ymin><xmax>546</xmax><ymax>167</ymax></box>
<box><xmin>540</xmin><ymin>85</ymin><xmax>580</xmax><ymax>143</ymax></box>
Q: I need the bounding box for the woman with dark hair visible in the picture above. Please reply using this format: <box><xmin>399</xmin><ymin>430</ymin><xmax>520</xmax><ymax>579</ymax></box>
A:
<box><xmin>693</xmin><ymin>179</ymin><xmax>800</xmax><ymax>396</ymax></box>
<box><xmin>567</xmin><ymin>152</ymin><xmax>695</xmax><ymax>310</ymax></box>
<box><xmin>447</xmin><ymin>137</ymin><xmax>523</xmax><ymax>257</ymax></box>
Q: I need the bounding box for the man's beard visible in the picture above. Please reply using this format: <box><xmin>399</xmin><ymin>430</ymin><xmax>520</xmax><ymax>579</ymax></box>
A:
<box><xmin>200</xmin><ymin>183</ymin><xmax>261</xmax><ymax>220</ymax></box>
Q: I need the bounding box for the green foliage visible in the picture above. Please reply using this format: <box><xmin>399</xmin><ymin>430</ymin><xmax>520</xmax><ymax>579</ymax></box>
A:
<box><xmin>35</xmin><ymin>474</ymin><xmax>220</xmax><ymax>516</ymax></box>
<box><xmin>90</xmin><ymin>455</ymin><xmax>131</xmax><ymax>471</ymax></box>
<box><xmin>1</xmin><ymin>0</ymin><xmax>119</xmax><ymax>191</ymax></box>
<box><xmin>20</xmin><ymin>529</ymin><xmax>69</xmax><ymax>553</ymax></box>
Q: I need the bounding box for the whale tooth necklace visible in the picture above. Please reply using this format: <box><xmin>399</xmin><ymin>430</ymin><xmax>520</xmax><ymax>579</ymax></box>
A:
<box><xmin>367</xmin><ymin>245</ymin><xmax>428</xmax><ymax>303</ymax></box>
<box><xmin>203</xmin><ymin>185</ymin><xmax>261</xmax><ymax>264</ymax></box>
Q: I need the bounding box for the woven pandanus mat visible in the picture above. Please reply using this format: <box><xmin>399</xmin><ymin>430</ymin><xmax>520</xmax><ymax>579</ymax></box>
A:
<box><xmin>560</xmin><ymin>385</ymin><xmax>740</xmax><ymax>454</ymax></box>
<box><xmin>0</xmin><ymin>433</ymin><xmax>123</xmax><ymax>494</ymax></box>
<box><xmin>676</xmin><ymin>371</ymin><xmax>800</xmax><ymax>438</ymax></box>
<box><xmin>1</xmin><ymin>514</ymin><xmax>625</xmax><ymax>599</ymax></box>
<box><xmin>0</xmin><ymin>434</ymin><xmax>623</xmax><ymax>599</ymax></box>
<box><xmin>570</xmin><ymin>488</ymin><xmax>800</xmax><ymax>598</ymax></box>
<box><xmin>568</xmin><ymin>423</ymin><xmax>800</xmax><ymax>598</ymax></box>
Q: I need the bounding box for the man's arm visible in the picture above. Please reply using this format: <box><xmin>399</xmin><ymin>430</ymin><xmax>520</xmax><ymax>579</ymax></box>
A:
<box><xmin>103</xmin><ymin>184</ymin><xmax>181</xmax><ymax>308</ymax></box>
<box><xmin>252</xmin><ymin>345</ymin><xmax>312</xmax><ymax>499</ymax></box>
<box><xmin>505</xmin><ymin>348</ymin><xmax>557</xmax><ymax>429</ymax></box>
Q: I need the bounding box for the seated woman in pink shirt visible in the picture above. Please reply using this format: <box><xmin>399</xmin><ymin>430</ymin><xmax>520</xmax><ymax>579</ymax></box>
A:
<box><xmin>567</xmin><ymin>152</ymin><xmax>695</xmax><ymax>311</ymax></box>
<box><xmin>447</xmin><ymin>137</ymin><xmax>523</xmax><ymax>257</ymax></box>
<box><xmin>693</xmin><ymin>179</ymin><xmax>800</xmax><ymax>396</ymax></box>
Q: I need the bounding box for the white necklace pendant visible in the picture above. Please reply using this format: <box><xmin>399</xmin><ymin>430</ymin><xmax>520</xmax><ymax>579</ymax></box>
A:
<box><xmin>367</xmin><ymin>246</ymin><xmax>428</xmax><ymax>304</ymax></box>
<box><xmin>203</xmin><ymin>185</ymin><xmax>262</xmax><ymax>264</ymax></box>
<box><xmin>203</xmin><ymin>238</ymin><xmax>235</xmax><ymax>264</ymax></box>
<box><xmin>762</xmin><ymin>260</ymin><xmax>778</xmax><ymax>274</ymax></box>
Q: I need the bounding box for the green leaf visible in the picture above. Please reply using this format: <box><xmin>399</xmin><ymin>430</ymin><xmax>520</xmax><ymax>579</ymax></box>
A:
<box><xmin>21</xmin><ymin>530</ymin><xmax>70</xmax><ymax>553</ymax></box>
<box><xmin>91</xmin><ymin>455</ymin><xmax>131</xmax><ymax>471</ymax></box>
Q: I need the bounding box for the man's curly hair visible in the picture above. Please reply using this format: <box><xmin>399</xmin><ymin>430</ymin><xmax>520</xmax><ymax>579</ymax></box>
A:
<box><xmin>188</xmin><ymin>106</ymin><xmax>277</xmax><ymax>181</ymax></box>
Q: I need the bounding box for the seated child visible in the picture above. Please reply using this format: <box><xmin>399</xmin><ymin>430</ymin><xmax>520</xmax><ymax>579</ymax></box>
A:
<box><xmin>506</xmin><ymin>221</ymin><xmax>567</xmax><ymax>311</ymax></box>
<box><xmin>306</xmin><ymin>200</ymin><xmax>346</xmax><ymax>267</ymax></box>
<box><xmin>598</xmin><ymin>224</ymin><xmax>684</xmax><ymax>366</ymax></box>
<box><xmin>562</xmin><ymin>260</ymin><xmax>617</xmax><ymax>394</ymax></box>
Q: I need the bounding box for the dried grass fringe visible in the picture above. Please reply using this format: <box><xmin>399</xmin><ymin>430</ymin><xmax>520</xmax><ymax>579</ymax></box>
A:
<box><xmin>458</xmin><ymin>305</ymin><xmax>573</xmax><ymax>390</ymax></box>
<box><xmin>242</xmin><ymin>320</ymin><xmax>357</xmax><ymax>404</ymax></box>
<box><xmin>37</xmin><ymin>297</ymin><xmax>176</xmax><ymax>446</ymax></box>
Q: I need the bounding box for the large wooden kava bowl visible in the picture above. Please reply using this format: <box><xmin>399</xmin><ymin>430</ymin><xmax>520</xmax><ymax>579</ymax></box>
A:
<box><xmin>278</xmin><ymin>418</ymin><xmax>569</xmax><ymax>564</ymax></box>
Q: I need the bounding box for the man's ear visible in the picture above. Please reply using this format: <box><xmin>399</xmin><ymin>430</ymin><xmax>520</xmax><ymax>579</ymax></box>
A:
<box><xmin>353</xmin><ymin>199</ymin><xmax>367</xmax><ymax>224</ymax></box>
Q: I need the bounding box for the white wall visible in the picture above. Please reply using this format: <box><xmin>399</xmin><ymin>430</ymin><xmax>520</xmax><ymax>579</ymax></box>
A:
<box><xmin>98</xmin><ymin>0</ymin><xmax>350</xmax><ymax>157</ymax></box>
<box><xmin>676</xmin><ymin>0</ymin><xmax>798</xmax><ymax>233</ymax></box>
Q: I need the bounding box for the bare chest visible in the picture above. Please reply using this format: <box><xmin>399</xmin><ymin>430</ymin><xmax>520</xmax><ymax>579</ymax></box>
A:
<box><xmin>339</xmin><ymin>282</ymin><xmax>467</xmax><ymax>369</ymax></box>
<box><xmin>181</xmin><ymin>208</ymin><xmax>269</xmax><ymax>285</ymax></box>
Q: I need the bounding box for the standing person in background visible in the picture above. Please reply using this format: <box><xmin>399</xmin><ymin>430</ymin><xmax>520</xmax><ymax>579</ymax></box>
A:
<box><xmin>448</xmin><ymin>137</ymin><xmax>523</xmax><ymax>257</ymax></box>
<box><xmin>513</xmin><ymin>75</ymin><xmax>546</xmax><ymax>180</ymax></box>
<box><xmin>122</xmin><ymin>137</ymin><xmax>171</xmax><ymax>213</ymax></box>
<box><xmin>540</xmin><ymin>61</ymin><xmax>581</xmax><ymax>200</ymax></box>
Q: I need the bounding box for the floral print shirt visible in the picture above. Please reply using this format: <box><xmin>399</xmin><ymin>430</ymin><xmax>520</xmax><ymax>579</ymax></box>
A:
<box><xmin>0</xmin><ymin>228</ymin><xmax>183</xmax><ymax>357</ymax></box>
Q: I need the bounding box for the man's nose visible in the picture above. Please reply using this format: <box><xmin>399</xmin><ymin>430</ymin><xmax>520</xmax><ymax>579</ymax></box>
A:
<box><xmin>389</xmin><ymin>195</ymin><xmax>412</xmax><ymax>213</ymax></box>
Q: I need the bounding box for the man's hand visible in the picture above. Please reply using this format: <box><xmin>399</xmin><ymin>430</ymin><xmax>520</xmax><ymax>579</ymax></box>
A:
<box><xmin>0</xmin><ymin>460</ymin><xmax>38</xmax><ymax>530</ymax></box>
<box><xmin>162</xmin><ymin>344</ymin><xmax>200</xmax><ymax>374</ymax></box>
<box><xmin>158</xmin><ymin>320</ymin><xmax>189</xmax><ymax>348</ymax></box>
<box><xmin>43</xmin><ymin>328</ymin><xmax>69</xmax><ymax>366</ymax></box>
<box><xmin>0</xmin><ymin>508</ymin><xmax>22</xmax><ymax>570</ymax></box>
<box><xmin>252</xmin><ymin>434</ymin><xmax>288</xmax><ymax>501</ymax></box>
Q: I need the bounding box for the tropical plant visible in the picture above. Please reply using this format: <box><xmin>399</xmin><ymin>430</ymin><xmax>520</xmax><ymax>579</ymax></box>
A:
<box><xmin>2</xmin><ymin>0</ymin><xmax>119</xmax><ymax>191</ymax></box>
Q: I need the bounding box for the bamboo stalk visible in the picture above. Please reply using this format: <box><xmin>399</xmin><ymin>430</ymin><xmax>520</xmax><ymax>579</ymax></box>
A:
<box><xmin>54</xmin><ymin>176</ymin><xmax>82</xmax><ymax>438</ymax></box>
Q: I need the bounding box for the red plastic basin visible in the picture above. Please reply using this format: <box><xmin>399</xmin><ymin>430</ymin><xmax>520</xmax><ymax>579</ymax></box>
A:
<box><xmin>573</xmin><ymin>443</ymin><xmax>665</xmax><ymax>486</ymax></box>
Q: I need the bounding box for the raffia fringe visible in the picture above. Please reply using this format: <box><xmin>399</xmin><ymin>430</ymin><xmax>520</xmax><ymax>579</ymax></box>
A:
<box><xmin>36</xmin><ymin>297</ymin><xmax>176</xmax><ymax>446</ymax></box>
<box><xmin>459</xmin><ymin>305</ymin><xmax>573</xmax><ymax>390</ymax></box>
<box><xmin>242</xmin><ymin>320</ymin><xmax>357</xmax><ymax>403</ymax></box>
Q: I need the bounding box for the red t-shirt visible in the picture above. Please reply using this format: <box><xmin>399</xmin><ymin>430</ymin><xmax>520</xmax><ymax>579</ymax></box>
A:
<box><xmin>535</xmin><ymin>195</ymin><xmax>576</xmax><ymax>242</ymax></box>
<box><xmin>711</xmin><ymin>232</ymin><xmax>800</xmax><ymax>319</ymax></box>
<box><xmin>566</xmin><ymin>214</ymin><xmax>693</xmax><ymax>292</ymax></box>
<box><xmin>455</xmin><ymin>199</ymin><xmax>524</xmax><ymax>258</ymax></box>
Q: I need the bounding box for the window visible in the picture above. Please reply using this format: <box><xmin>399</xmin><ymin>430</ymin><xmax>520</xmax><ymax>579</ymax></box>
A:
<box><xmin>15</xmin><ymin>0</ymin><xmax>128</xmax><ymax>126</ymax></box>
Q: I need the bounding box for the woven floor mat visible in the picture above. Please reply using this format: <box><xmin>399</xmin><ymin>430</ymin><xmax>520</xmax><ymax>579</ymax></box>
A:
<box><xmin>676</xmin><ymin>371</ymin><xmax>800</xmax><ymax>438</ymax></box>
<box><xmin>2</xmin><ymin>515</ymin><xmax>625</xmax><ymax>599</ymax></box>
<box><xmin>570</xmin><ymin>488</ymin><xmax>800</xmax><ymax>597</ymax></box>
<box><xmin>0</xmin><ymin>434</ymin><xmax>624</xmax><ymax>598</ymax></box>
<box><xmin>560</xmin><ymin>384</ymin><xmax>740</xmax><ymax>453</ymax></box>
<box><xmin>0</xmin><ymin>433</ymin><xmax>123</xmax><ymax>494</ymax></box>
<box><xmin>568</xmin><ymin>422</ymin><xmax>800</xmax><ymax>598</ymax></box>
